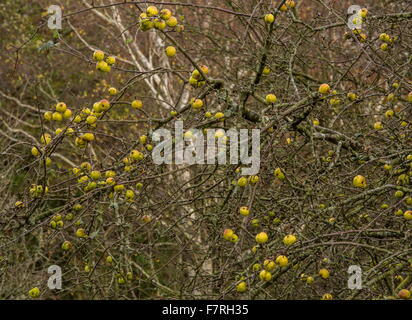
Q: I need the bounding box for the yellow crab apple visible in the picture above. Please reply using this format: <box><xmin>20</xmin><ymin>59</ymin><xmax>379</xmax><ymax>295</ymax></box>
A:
<box><xmin>276</xmin><ymin>255</ymin><xmax>288</xmax><ymax>267</ymax></box>
<box><xmin>52</xmin><ymin>112</ymin><xmax>63</xmax><ymax>122</ymax></box>
<box><xmin>108</xmin><ymin>87</ymin><xmax>118</xmax><ymax>95</ymax></box>
<box><xmin>223</xmin><ymin>229</ymin><xmax>234</xmax><ymax>240</ymax></box>
<box><xmin>265</xmin><ymin>94</ymin><xmax>277</xmax><ymax>104</ymax></box>
<box><xmin>255</xmin><ymin>232</ymin><xmax>268</xmax><ymax>244</ymax></box>
<box><xmin>236</xmin><ymin>281</ymin><xmax>247</xmax><ymax>293</ymax></box>
<box><xmin>154</xmin><ymin>19</ymin><xmax>167</xmax><ymax>30</ymax></box>
<box><xmin>264</xmin><ymin>14</ymin><xmax>275</xmax><ymax>24</ymax></box>
<box><xmin>191</xmin><ymin>98</ymin><xmax>204</xmax><ymax>109</ymax></box>
<box><xmin>90</xmin><ymin>170</ymin><xmax>101</xmax><ymax>180</ymax></box>
<box><xmin>96</xmin><ymin>61</ymin><xmax>110</xmax><ymax>72</ymax></box>
<box><xmin>318</xmin><ymin>83</ymin><xmax>331</xmax><ymax>94</ymax></box>
<box><xmin>373</xmin><ymin>121</ymin><xmax>383</xmax><ymax>130</ymax></box>
<box><xmin>131</xmin><ymin>100</ymin><xmax>143</xmax><ymax>109</ymax></box>
<box><xmin>280</xmin><ymin>4</ymin><xmax>288</xmax><ymax>12</ymax></box>
<box><xmin>31</xmin><ymin>146</ymin><xmax>40</xmax><ymax>157</ymax></box>
<box><xmin>214</xmin><ymin>112</ymin><xmax>225</xmax><ymax>120</ymax></box>
<box><xmin>44</xmin><ymin>111</ymin><xmax>52</xmax><ymax>121</ymax></box>
<box><xmin>146</xmin><ymin>5</ymin><xmax>158</xmax><ymax>17</ymax></box>
<box><xmin>166</xmin><ymin>16</ymin><xmax>178</xmax><ymax>27</ymax></box>
<box><xmin>359</xmin><ymin>8</ymin><xmax>368</xmax><ymax>18</ymax></box>
<box><xmin>28</xmin><ymin>287</ymin><xmax>40</xmax><ymax>298</ymax></box>
<box><xmin>306</xmin><ymin>276</ymin><xmax>314</xmax><ymax>284</ymax></box>
<box><xmin>40</xmin><ymin>133</ymin><xmax>52</xmax><ymax>145</ymax></box>
<box><xmin>106</xmin><ymin>56</ymin><xmax>116</xmax><ymax>65</ymax></box>
<box><xmin>93</xmin><ymin>50</ymin><xmax>104</xmax><ymax>61</ymax></box>
<box><xmin>165</xmin><ymin>46</ymin><xmax>176</xmax><ymax>57</ymax></box>
<box><xmin>322</xmin><ymin>293</ymin><xmax>333</xmax><ymax>300</ymax></box>
<box><xmin>259</xmin><ymin>270</ymin><xmax>272</xmax><ymax>281</ymax></box>
<box><xmin>347</xmin><ymin>92</ymin><xmax>357</xmax><ymax>101</ymax></box>
<box><xmin>274</xmin><ymin>167</ymin><xmax>285</xmax><ymax>180</ymax></box>
<box><xmin>249</xmin><ymin>175</ymin><xmax>259</xmax><ymax>184</ymax></box>
<box><xmin>75</xmin><ymin>228</ymin><xmax>87</xmax><ymax>238</ymax></box>
<box><xmin>61</xmin><ymin>241</ymin><xmax>72</xmax><ymax>251</ymax></box>
<box><xmin>283</xmin><ymin>234</ymin><xmax>297</xmax><ymax>246</ymax></box>
<box><xmin>353</xmin><ymin>175</ymin><xmax>366</xmax><ymax>188</ymax></box>
<box><xmin>263</xmin><ymin>259</ymin><xmax>276</xmax><ymax>271</ymax></box>
<box><xmin>239</xmin><ymin>206</ymin><xmax>250</xmax><ymax>216</ymax></box>
<box><xmin>319</xmin><ymin>268</ymin><xmax>330</xmax><ymax>279</ymax></box>
<box><xmin>406</xmin><ymin>92</ymin><xmax>412</xmax><ymax>102</ymax></box>
<box><xmin>63</xmin><ymin>109</ymin><xmax>72</xmax><ymax>119</ymax></box>
<box><xmin>385</xmin><ymin>109</ymin><xmax>394</xmax><ymax>118</ymax></box>
<box><xmin>160</xmin><ymin>9</ymin><xmax>172</xmax><ymax>20</ymax></box>
<box><xmin>379</xmin><ymin>33</ymin><xmax>390</xmax><ymax>42</ymax></box>
<box><xmin>230</xmin><ymin>234</ymin><xmax>239</xmax><ymax>243</ymax></box>
<box><xmin>286</xmin><ymin>0</ymin><xmax>296</xmax><ymax>8</ymax></box>
<box><xmin>85</xmin><ymin>116</ymin><xmax>97</xmax><ymax>126</ymax></box>
<box><xmin>237</xmin><ymin>177</ymin><xmax>248</xmax><ymax>187</ymax></box>
<box><xmin>82</xmin><ymin>133</ymin><xmax>95</xmax><ymax>142</ymax></box>
<box><xmin>398</xmin><ymin>289</ymin><xmax>411</xmax><ymax>300</ymax></box>
<box><xmin>15</xmin><ymin>201</ymin><xmax>24</xmax><ymax>208</ymax></box>
<box><xmin>55</xmin><ymin>102</ymin><xmax>67</xmax><ymax>113</ymax></box>
<box><xmin>394</xmin><ymin>190</ymin><xmax>404</xmax><ymax>198</ymax></box>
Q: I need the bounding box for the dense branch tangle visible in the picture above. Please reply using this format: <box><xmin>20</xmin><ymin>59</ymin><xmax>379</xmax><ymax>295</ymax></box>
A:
<box><xmin>0</xmin><ymin>0</ymin><xmax>412</xmax><ymax>300</ymax></box>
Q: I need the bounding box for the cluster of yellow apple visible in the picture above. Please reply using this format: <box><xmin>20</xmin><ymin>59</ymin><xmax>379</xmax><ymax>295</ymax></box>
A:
<box><xmin>349</xmin><ymin>8</ymin><xmax>368</xmax><ymax>42</ymax></box>
<box><xmin>189</xmin><ymin>65</ymin><xmax>209</xmax><ymax>88</ymax></box>
<box><xmin>203</xmin><ymin>111</ymin><xmax>225</xmax><ymax>121</ymax></box>
<box><xmin>317</xmin><ymin>83</ymin><xmax>344</xmax><ymax>105</ymax></box>
<box><xmin>49</xmin><ymin>214</ymin><xmax>64</xmax><ymax>229</ymax></box>
<box><xmin>93</xmin><ymin>50</ymin><xmax>116</xmax><ymax>72</ymax></box>
<box><xmin>223</xmin><ymin>228</ymin><xmax>239</xmax><ymax>243</ymax></box>
<box><xmin>139</xmin><ymin>6</ymin><xmax>181</xmax><ymax>32</ymax></box>
<box><xmin>115</xmin><ymin>271</ymin><xmax>134</xmax><ymax>284</ymax></box>
<box><xmin>256</xmin><ymin>256</ymin><xmax>289</xmax><ymax>282</ymax></box>
<box><xmin>73</xmin><ymin>162</ymin><xmax>140</xmax><ymax>196</ymax></box>
<box><xmin>69</xmin><ymin>99</ymin><xmax>113</xmax><ymax>148</ymax></box>
<box><xmin>264</xmin><ymin>1</ymin><xmax>296</xmax><ymax>24</ymax></box>
<box><xmin>300</xmin><ymin>273</ymin><xmax>315</xmax><ymax>284</ymax></box>
<box><xmin>31</xmin><ymin>145</ymin><xmax>53</xmax><ymax>167</ymax></box>
<box><xmin>43</xmin><ymin>102</ymin><xmax>72</xmax><ymax>123</ymax></box>
<box><xmin>29</xmin><ymin>184</ymin><xmax>49</xmax><ymax>198</ymax></box>
<box><xmin>349</xmin><ymin>28</ymin><xmax>367</xmax><ymax>43</ymax></box>
<box><xmin>378</xmin><ymin>33</ymin><xmax>393</xmax><ymax>51</ymax></box>
<box><xmin>280</xmin><ymin>0</ymin><xmax>296</xmax><ymax>12</ymax></box>
<box><xmin>71</xmin><ymin>160</ymin><xmax>145</xmax><ymax>198</ymax></box>
<box><xmin>236</xmin><ymin>175</ymin><xmax>260</xmax><ymax>187</ymax></box>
